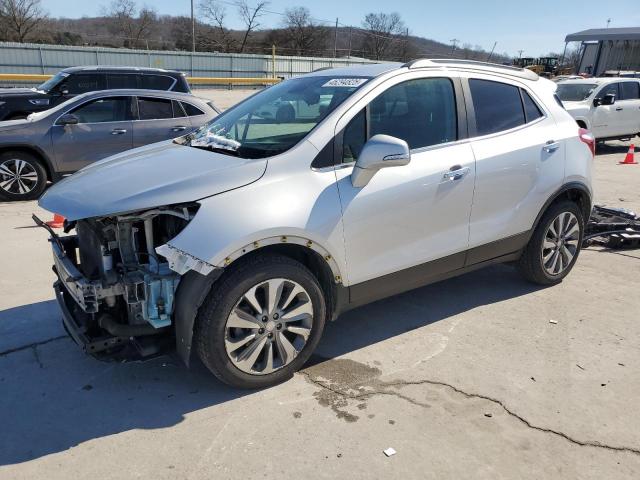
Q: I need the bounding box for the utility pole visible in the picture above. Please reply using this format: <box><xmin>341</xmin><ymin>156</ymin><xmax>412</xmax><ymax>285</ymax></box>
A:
<box><xmin>191</xmin><ymin>0</ymin><xmax>196</xmax><ymax>52</ymax></box>
<box><xmin>450</xmin><ymin>38</ymin><xmax>459</xmax><ymax>53</ymax></box>
<box><xmin>487</xmin><ymin>41</ymin><xmax>497</xmax><ymax>61</ymax></box>
<box><xmin>606</xmin><ymin>18</ymin><xmax>611</xmax><ymax>28</ymax></box>
<box><xmin>333</xmin><ymin>18</ymin><xmax>339</xmax><ymax>58</ymax></box>
<box><xmin>347</xmin><ymin>27</ymin><xmax>352</xmax><ymax>58</ymax></box>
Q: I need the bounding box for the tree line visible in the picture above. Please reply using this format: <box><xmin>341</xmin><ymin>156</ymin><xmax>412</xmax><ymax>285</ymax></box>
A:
<box><xmin>0</xmin><ymin>0</ymin><xmax>513</xmax><ymax>63</ymax></box>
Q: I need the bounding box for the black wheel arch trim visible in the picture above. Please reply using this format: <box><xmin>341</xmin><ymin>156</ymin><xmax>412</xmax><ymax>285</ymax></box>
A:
<box><xmin>173</xmin><ymin>268</ymin><xmax>223</xmax><ymax>366</ymax></box>
<box><xmin>0</xmin><ymin>143</ymin><xmax>58</xmax><ymax>181</ymax></box>
<box><xmin>530</xmin><ymin>182</ymin><xmax>592</xmax><ymax>238</ymax></box>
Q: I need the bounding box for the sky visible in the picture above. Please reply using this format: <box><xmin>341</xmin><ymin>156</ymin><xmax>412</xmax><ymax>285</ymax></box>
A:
<box><xmin>41</xmin><ymin>0</ymin><xmax>640</xmax><ymax>57</ymax></box>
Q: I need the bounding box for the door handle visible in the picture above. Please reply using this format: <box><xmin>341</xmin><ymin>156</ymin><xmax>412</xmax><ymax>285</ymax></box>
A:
<box><xmin>615</xmin><ymin>107</ymin><xmax>623</xmax><ymax>111</ymax></box>
<box><xmin>171</xmin><ymin>125</ymin><xmax>187</xmax><ymax>132</ymax></box>
<box><xmin>543</xmin><ymin>140</ymin><xmax>560</xmax><ymax>153</ymax></box>
<box><xmin>443</xmin><ymin>165</ymin><xmax>470</xmax><ymax>181</ymax></box>
<box><xmin>111</xmin><ymin>129</ymin><xmax>127</xmax><ymax>135</ymax></box>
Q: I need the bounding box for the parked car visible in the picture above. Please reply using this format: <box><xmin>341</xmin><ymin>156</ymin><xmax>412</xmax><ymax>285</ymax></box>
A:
<box><xmin>38</xmin><ymin>60</ymin><xmax>594</xmax><ymax>388</ymax></box>
<box><xmin>555</xmin><ymin>77</ymin><xmax>640</xmax><ymax>141</ymax></box>
<box><xmin>0</xmin><ymin>66</ymin><xmax>191</xmax><ymax>121</ymax></box>
<box><xmin>0</xmin><ymin>89</ymin><xmax>219</xmax><ymax>201</ymax></box>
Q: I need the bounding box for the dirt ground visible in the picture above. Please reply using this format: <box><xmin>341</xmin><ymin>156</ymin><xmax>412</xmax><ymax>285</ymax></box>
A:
<box><xmin>0</xmin><ymin>116</ymin><xmax>639</xmax><ymax>478</ymax></box>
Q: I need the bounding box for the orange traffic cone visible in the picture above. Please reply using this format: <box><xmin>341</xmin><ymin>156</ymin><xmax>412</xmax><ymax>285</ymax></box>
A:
<box><xmin>619</xmin><ymin>144</ymin><xmax>638</xmax><ymax>165</ymax></box>
<box><xmin>46</xmin><ymin>213</ymin><xmax>65</xmax><ymax>229</ymax></box>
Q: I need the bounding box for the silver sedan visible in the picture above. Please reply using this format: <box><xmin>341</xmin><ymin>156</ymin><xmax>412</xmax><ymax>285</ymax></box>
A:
<box><xmin>0</xmin><ymin>89</ymin><xmax>219</xmax><ymax>201</ymax></box>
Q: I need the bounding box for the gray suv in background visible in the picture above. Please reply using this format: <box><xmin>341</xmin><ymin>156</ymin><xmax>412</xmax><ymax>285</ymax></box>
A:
<box><xmin>0</xmin><ymin>89</ymin><xmax>219</xmax><ymax>201</ymax></box>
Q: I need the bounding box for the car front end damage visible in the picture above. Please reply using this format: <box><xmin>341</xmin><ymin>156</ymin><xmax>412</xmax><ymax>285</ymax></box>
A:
<box><xmin>35</xmin><ymin>204</ymin><xmax>218</xmax><ymax>360</ymax></box>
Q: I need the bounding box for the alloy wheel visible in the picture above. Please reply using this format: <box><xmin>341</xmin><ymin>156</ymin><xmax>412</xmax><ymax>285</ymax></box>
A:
<box><xmin>541</xmin><ymin>211</ymin><xmax>580</xmax><ymax>276</ymax></box>
<box><xmin>0</xmin><ymin>159</ymin><xmax>39</xmax><ymax>195</ymax></box>
<box><xmin>224</xmin><ymin>278</ymin><xmax>314</xmax><ymax>375</ymax></box>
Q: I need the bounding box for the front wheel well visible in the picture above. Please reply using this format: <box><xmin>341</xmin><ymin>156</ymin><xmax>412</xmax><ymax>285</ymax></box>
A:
<box><xmin>0</xmin><ymin>146</ymin><xmax>53</xmax><ymax>182</ymax></box>
<box><xmin>224</xmin><ymin>244</ymin><xmax>340</xmax><ymax>321</ymax></box>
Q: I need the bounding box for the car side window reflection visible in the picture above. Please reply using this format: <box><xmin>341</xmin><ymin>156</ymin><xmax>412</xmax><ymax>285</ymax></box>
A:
<box><xmin>341</xmin><ymin>77</ymin><xmax>457</xmax><ymax>163</ymax></box>
<box><xmin>68</xmin><ymin>97</ymin><xmax>132</xmax><ymax>124</ymax></box>
<box><xmin>597</xmin><ymin>83</ymin><xmax>620</xmax><ymax>100</ymax></box>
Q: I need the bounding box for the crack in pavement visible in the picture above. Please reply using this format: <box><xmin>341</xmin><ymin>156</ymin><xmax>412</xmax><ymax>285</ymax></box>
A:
<box><xmin>300</xmin><ymin>371</ymin><xmax>640</xmax><ymax>456</ymax></box>
<box><xmin>0</xmin><ymin>335</ymin><xmax>67</xmax><ymax>357</ymax></box>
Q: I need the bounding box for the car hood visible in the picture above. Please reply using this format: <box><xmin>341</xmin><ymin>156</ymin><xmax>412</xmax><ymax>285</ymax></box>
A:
<box><xmin>0</xmin><ymin>87</ymin><xmax>45</xmax><ymax>97</ymax></box>
<box><xmin>0</xmin><ymin>119</ymin><xmax>31</xmax><ymax>130</ymax></box>
<box><xmin>39</xmin><ymin>141</ymin><xmax>267</xmax><ymax>220</ymax></box>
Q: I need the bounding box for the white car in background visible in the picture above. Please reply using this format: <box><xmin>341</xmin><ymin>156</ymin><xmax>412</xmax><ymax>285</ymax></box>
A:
<box><xmin>556</xmin><ymin>78</ymin><xmax>640</xmax><ymax>142</ymax></box>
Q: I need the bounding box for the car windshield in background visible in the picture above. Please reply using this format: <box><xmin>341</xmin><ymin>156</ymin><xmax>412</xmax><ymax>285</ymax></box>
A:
<box><xmin>183</xmin><ymin>76</ymin><xmax>370</xmax><ymax>159</ymax></box>
<box><xmin>555</xmin><ymin>83</ymin><xmax>598</xmax><ymax>102</ymax></box>
<box><xmin>37</xmin><ymin>72</ymin><xmax>69</xmax><ymax>92</ymax></box>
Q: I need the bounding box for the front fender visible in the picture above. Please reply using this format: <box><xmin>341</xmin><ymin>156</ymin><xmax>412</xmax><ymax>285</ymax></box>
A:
<box><xmin>159</xmin><ymin>144</ymin><xmax>349</xmax><ymax>284</ymax></box>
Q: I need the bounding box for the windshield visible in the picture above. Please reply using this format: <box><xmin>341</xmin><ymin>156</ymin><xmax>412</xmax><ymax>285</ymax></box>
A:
<box><xmin>556</xmin><ymin>83</ymin><xmax>598</xmax><ymax>102</ymax></box>
<box><xmin>183</xmin><ymin>76</ymin><xmax>369</xmax><ymax>159</ymax></box>
<box><xmin>37</xmin><ymin>72</ymin><xmax>69</xmax><ymax>92</ymax></box>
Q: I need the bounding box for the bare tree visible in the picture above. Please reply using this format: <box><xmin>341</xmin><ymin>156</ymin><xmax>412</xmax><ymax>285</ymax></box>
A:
<box><xmin>361</xmin><ymin>12</ymin><xmax>404</xmax><ymax>60</ymax></box>
<box><xmin>236</xmin><ymin>0</ymin><xmax>268</xmax><ymax>53</ymax></box>
<box><xmin>104</xmin><ymin>0</ymin><xmax>157</xmax><ymax>48</ymax></box>
<box><xmin>198</xmin><ymin>0</ymin><xmax>235</xmax><ymax>52</ymax></box>
<box><xmin>282</xmin><ymin>6</ymin><xmax>326</xmax><ymax>56</ymax></box>
<box><xmin>0</xmin><ymin>0</ymin><xmax>48</xmax><ymax>42</ymax></box>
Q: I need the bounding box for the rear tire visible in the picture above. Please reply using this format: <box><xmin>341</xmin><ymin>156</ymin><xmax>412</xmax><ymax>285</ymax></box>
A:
<box><xmin>0</xmin><ymin>151</ymin><xmax>48</xmax><ymax>201</ymax></box>
<box><xmin>195</xmin><ymin>254</ymin><xmax>326</xmax><ymax>388</ymax></box>
<box><xmin>517</xmin><ymin>200</ymin><xmax>584</xmax><ymax>285</ymax></box>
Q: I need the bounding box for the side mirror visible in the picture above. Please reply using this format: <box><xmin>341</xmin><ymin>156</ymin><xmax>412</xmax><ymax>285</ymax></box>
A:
<box><xmin>57</xmin><ymin>113</ymin><xmax>79</xmax><ymax>125</ymax></box>
<box><xmin>351</xmin><ymin>134</ymin><xmax>410</xmax><ymax>188</ymax></box>
<box><xmin>57</xmin><ymin>84</ymin><xmax>69</xmax><ymax>96</ymax></box>
<box><xmin>595</xmin><ymin>93</ymin><xmax>616</xmax><ymax>106</ymax></box>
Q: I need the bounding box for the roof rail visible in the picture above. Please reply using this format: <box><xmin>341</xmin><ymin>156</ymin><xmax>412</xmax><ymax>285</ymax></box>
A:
<box><xmin>402</xmin><ymin>58</ymin><xmax>539</xmax><ymax>81</ymax></box>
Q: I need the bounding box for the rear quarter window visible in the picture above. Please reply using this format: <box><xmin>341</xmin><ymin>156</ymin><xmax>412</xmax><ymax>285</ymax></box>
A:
<box><xmin>469</xmin><ymin>79</ymin><xmax>525</xmax><ymax>136</ymax></box>
<box><xmin>181</xmin><ymin>102</ymin><xmax>205</xmax><ymax>116</ymax></box>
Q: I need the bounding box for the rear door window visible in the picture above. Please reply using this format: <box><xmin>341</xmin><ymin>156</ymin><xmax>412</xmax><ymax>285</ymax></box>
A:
<box><xmin>67</xmin><ymin>97</ymin><xmax>132</xmax><ymax>123</ymax></box>
<box><xmin>620</xmin><ymin>82</ymin><xmax>640</xmax><ymax>100</ymax></box>
<box><xmin>139</xmin><ymin>75</ymin><xmax>175</xmax><ymax>91</ymax></box>
<box><xmin>469</xmin><ymin>79</ymin><xmax>525</xmax><ymax>135</ymax></box>
<box><xmin>181</xmin><ymin>102</ymin><xmax>205</xmax><ymax>116</ymax></box>
<box><xmin>106</xmin><ymin>74</ymin><xmax>137</xmax><ymax>89</ymax></box>
<box><xmin>137</xmin><ymin>97</ymin><xmax>175</xmax><ymax>120</ymax></box>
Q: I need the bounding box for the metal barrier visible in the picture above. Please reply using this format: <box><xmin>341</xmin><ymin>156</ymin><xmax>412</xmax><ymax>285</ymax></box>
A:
<box><xmin>0</xmin><ymin>73</ymin><xmax>281</xmax><ymax>86</ymax></box>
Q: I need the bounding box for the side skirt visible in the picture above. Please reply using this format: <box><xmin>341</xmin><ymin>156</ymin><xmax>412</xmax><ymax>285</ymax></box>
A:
<box><xmin>341</xmin><ymin>231</ymin><xmax>530</xmax><ymax>313</ymax></box>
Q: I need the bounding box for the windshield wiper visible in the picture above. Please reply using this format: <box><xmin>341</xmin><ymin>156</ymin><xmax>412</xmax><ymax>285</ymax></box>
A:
<box><xmin>189</xmin><ymin>144</ymin><xmax>240</xmax><ymax>156</ymax></box>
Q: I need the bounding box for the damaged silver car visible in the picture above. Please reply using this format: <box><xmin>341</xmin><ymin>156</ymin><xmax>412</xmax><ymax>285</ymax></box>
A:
<box><xmin>38</xmin><ymin>60</ymin><xmax>593</xmax><ymax>388</ymax></box>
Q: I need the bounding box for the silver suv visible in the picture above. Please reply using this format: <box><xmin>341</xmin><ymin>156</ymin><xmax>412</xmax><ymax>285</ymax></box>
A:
<box><xmin>39</xmin><ymin>60</ymin><xmax>594</xmax><ymax>388</ymax></box>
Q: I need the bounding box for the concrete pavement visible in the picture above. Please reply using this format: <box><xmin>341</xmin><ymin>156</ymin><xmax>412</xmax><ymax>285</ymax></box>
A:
<box><xmin>1</xmin><ymin>139</ymin><xmax>639</xmax><ymax>479</ymax></box>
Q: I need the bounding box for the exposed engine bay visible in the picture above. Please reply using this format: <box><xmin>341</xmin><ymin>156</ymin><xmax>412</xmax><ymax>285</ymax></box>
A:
<box><xmin>34</xmin><ymin>203</ymin><xmax>207</xmax><ymax>359</ymax></box>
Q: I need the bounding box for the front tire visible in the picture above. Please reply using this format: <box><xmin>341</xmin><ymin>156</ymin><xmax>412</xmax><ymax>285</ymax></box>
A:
<box><xmin>0</xmin><ymin>151</ymin><xmax>48</xmax><ymax>201</ymax></box>
<box><xmin>517</xmin><ymin>200</ymin><xmax>584</xmax><ymax>285</ymax></box>
<box><xmin>195</xmin><ymin>254</ymin><xmax>327</xmax><ymax>388</ymax></box>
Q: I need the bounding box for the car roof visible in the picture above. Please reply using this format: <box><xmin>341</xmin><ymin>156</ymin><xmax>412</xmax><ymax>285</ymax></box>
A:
<box><xmin>71</xmin><ymin>89</ymin><xmax>210</xmax><ymax>103</ymax></box>
<box><xmin>558</xmin><ymin>77</ymin><xmax>639</xmax><ymax>85</ymax></box>
<box><xmin>303</xmin><ymin>59</ymin><xmax>539</xmax><ymax>82</ymax></box>
<box><xmin>303</xmin><ymin>62</ymin><xmax>402</xmax><ymax>78</ymax></box>
<box><xmin>60</xmin><ymin>66</ymin><xmax>184</xmax><ymax>75</ymax></box>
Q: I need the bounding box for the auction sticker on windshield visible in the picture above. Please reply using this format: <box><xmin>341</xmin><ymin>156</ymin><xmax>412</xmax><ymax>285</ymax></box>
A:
<box><xmin>322</xmin><ymin>78</ymin><xmax>368</xmax><ymax>88</ymax></box>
